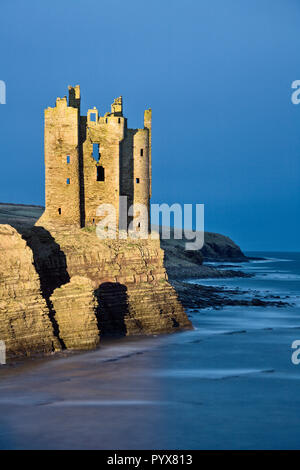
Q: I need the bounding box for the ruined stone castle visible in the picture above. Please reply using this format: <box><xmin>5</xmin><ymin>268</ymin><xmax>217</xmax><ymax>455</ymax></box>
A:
<box><xmin>0</xmin><ymin>86</ymin><xmax>192</xmax><ymax>358</ymax></box>
<box><xmin>39</xmin><ymin>85</ymin><xmax>152</xmax><ymax>229</ymax></box>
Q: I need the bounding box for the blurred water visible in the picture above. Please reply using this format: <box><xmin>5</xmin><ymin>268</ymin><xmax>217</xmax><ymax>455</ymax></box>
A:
<box><xmin>0</xmin><ymin>252</ymin><xmax>300</xmax><ymax>449</ymax></box>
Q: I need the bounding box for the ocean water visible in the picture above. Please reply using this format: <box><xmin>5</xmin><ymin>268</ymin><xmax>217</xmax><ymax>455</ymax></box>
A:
<box><xmin>0</xmin><ymin>252</ymin><xmax>300</xmax><ymax>449</ymax></box>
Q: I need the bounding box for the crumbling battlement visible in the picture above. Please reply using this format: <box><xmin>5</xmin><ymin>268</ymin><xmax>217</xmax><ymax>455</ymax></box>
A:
<box><xmin>38</xmin><ymin>86</ymin><xmax>151</xmax><ymax>230</ymax></box>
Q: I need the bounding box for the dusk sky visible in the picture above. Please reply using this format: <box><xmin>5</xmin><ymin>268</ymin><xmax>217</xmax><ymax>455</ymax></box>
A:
<box><xmin>0</xmin><ymin>0</ymin><xmax>299</xmax><ymax>251</ymax></box>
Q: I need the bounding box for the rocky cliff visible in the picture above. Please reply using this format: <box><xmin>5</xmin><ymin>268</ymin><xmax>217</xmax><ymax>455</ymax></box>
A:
<box><xmin>159</xmin><ymin>227</ymin><xmax>247</xmax><ymax>279</ymax></box>
<box><xmin>51</xmin><ymin>276</ymin><xmax>100</xmax><ymax>350</ymax></box>
<box><xmin>22</xmin><ymin>224</ymin><xmax>191</xmax><ymax>339</ymax></box>
<box><xmin>0</xmin><ymin>205</ymin><xmax>192</xmax><ymax>358</ymax></box>
<box><xmin>0</xmin><ymin>225</ymin><xmax>58</xmax><ymax>357</ymax></box>
<box><xmin>0</xmin><ymin>203</ymin><xmax>248</xmax><ymax>358</ymax></box>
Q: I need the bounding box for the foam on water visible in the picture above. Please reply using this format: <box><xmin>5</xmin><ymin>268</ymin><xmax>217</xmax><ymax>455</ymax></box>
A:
<box><xmin>46</xmin><ymin>400</ymin><xmax>164</xmax><ymax>407</ymax></box>
<box><xmin>255</xmin><ymin>272</ymin><xmax>300</xmax><ymax>281</ymax></box>
<box><xmin>153</xmin><ymin>368</ymin><xmax>275</xmax><ymax>380</ymax></box>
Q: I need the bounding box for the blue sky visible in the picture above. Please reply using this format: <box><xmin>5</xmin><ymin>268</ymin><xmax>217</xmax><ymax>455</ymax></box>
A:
<box><xmin>0</xmin><ymin>0</ymin><xmax>299</xmax><ymax>251</ymax></box>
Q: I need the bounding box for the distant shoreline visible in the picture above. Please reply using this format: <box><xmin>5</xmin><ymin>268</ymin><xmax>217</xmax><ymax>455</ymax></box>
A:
<box><xmin>0</xmin><ymin>202</ymin><xmax>45</xmax><ymax>209</ymax></box>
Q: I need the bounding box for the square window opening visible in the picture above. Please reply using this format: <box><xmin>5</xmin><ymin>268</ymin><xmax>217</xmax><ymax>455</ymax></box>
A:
<box><xmin>97</xmin><ymin>166</ymin><xmax>105</xmax><ymax>181</ymax></box>
<box><xmin>92</xmin><ymin>143</ymin><xmax>99</xmax><ymax>161</ymax></box>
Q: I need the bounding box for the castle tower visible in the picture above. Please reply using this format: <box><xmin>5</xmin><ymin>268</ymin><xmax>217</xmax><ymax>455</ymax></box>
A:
<box><xmin>132</xmin><ymin>125</ymin><xmax>150</xmax><ymax>231</ymax></box>
<box><xmin>144</xmin><ymin>109</ymin><xmax>152</xmax><ymax>198</ymax></box>
<box><xmin>38</xmin><ymin>90</ymin><xmax>81</xmax><ymax>227</ymax></box>
<box><xmin>37</xmin><ymin>86</ymin><xmax>151</xmax><ymax>234</ymax></box>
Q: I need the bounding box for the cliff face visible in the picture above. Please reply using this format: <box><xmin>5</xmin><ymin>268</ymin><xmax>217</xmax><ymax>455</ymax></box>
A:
<box><xmin>0</xmin><ymin>215</ymin><xmax>191</xmax><ymax>357</ymax></box>
<box><xmin>200</xmin><ymin>232</ymin><xmax>246</xmax><ymax>261</ymax></box>
<box><xmin>23</xmin><ymin>225</ymin><xmax>191</xmax><ymax>343</ymax></box>
<box><xmin>0</xmin><ymin>225</ymin><xmax>58</xmax><ymax>357</ymax></box>
<box><xmin>0</xmin><ymin>203</ymin><xmax>249</xmax><ymax>358</ymax></box>
<box><xmin>51</xmin><ymin>276</ymin><xmax>100</xmax><ymax>350</ymax></box>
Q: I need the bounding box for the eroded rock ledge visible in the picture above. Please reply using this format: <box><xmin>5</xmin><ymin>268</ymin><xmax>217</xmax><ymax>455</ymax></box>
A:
<box><xmin>0</xmin><ymin>225</ymin><xmax>59</xmax><ymax>356</ymax></box>
<box><xmin>0</xmin><ymin>203</ymin><xmax>252</xmax><ymax>359</ymax></box>
<box><xmin>0</xmin><ymin>223</ymin><xmax>192</xmax><ymax>358</ymax></box>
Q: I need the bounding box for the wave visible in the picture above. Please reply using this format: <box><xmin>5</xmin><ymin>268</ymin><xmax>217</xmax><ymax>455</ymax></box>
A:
<box><xmin>248</xmin><ymin>257</ymin><xmax>292</xmax><ymax>264</ymax></box>
<box><xmin>153</xmin><ymin>368</ymin><xmax>275</xmax><ymax>380</ymax></box>
<box><xmin>45</xmin><ymin>400</ymin><xmax>163</xmax><ymax>407</ymax></box>
<box><xmin>255</xmin><ymin>272</ymin><xmax>300</xmax><ymax>281</ymax></box>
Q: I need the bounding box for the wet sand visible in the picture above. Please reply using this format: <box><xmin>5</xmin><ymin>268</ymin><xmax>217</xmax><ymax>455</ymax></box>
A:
<box><xmin>1</xmin><ymin>308</ymin><xmax>300</xmax><ymax>449</ymax></box>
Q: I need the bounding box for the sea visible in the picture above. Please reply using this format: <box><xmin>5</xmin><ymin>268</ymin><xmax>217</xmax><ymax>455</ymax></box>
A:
<box><xmin>0</xmin><ymin>252</ymin><xmax>300</xmax><ymax>449</ymax></box>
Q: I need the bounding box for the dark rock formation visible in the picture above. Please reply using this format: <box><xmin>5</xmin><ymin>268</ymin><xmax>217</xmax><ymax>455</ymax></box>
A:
<box><xmin>160</xmin><ymin>228</ymin><xmax>248</xmax><ymax>279</ymax></box>
<box><xmin>200</xmin><ymin>232</ymin><xmax>246</xmax><ymax>261</ymax></box>
<box><xmin>172</xmin><ymin>281</ymin><xmax>291</xmax><ymax>310</ymax></box>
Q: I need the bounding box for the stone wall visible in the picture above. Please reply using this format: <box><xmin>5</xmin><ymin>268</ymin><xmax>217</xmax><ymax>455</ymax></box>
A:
<box><xmin>39</xmin><ymin>96</ymin><xmax>81</xmax><ymax>227</ymax></box>
<box><xmin>82</xmin><ymin>111</ymin><xmax>124</xmax><ymax>226</ymax></box>
<box><xmin>37</xmin><ymin>86</ymin><xmax>152</xmax><ymax>231</ymax></box>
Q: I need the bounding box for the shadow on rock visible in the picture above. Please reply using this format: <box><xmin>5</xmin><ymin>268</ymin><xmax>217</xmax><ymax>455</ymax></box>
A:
<box><xmin>18</xmin><ymin>225</ymin><xmax>70</xmax><ymax>349</ymax></box>
<box><xmin>95</xmin><ymin>282</ymin><xmax>129</xmax><ymax>337</ymax></box>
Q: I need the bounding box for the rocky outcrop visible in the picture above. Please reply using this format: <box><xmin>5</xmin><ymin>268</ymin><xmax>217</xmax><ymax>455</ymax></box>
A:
<box><xmin>0</xmin><ymin>203</ymin><xmax>249</xmax><ymax>278</ymax></box>
<box><xmin>51</xmin><ymin>276</ymin><xmax>99</xmax><ymax>350</ymax></box>
<box><xmin>96</xmin><ymin>278</ymin><xmax>190</xmax><ymax>336</ymax></box>
<box><xmin>0</xmin><ymin>221</ymin><xmax>191</xmax><ymax>357</ymax></box>
<box><xmin>0</xmin><ymin>203</ymin><xmax>250</xmax><ymax>358</ymax></box>
<box><xmin>0</xmin><ymin>225</ymin><xmax>58</xmax><ymax>357</ymax></box>
<box><xmin>200</xmin><ymin>232</ymin><xmax>246</xmax><ymax>261</ymax></box>
<box><xmin>160</xmin><ymin>229</ymin><xmax>247</xmax><ymax>279</ymax></box>
<box><xmin>23</xmin><ymin>225</ymin><xmax>191</xmax><ymax>339</ymax></box>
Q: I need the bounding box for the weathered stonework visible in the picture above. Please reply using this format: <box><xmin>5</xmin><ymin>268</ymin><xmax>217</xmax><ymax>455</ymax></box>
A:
<box><xmin>33</xmin><ymin>86</ymin><xmax>191</xmax><ymax>339</ymax></box>
<box><xmin>0</xmin><ymin>87</ymin><xmax>192</xmax><ymax>358</ymax></box>
<box><xmin>37</xmin><ymin>87</ymin><xmax>152</xmax><ymax>230</ymax></box>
